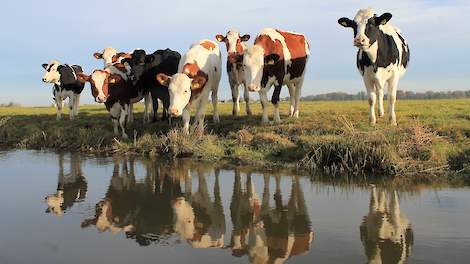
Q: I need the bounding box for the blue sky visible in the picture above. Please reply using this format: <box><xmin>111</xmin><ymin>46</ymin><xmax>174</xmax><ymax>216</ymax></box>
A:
<box><xmin>0</xmin><ymin>0</ymin><xmax>469</xmax><ymax>105</ymax></box>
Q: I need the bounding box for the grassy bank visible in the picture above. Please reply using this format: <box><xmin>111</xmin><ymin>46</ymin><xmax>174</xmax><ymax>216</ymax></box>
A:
<box><xmin>1</xmin><ymin>99</ymin><xmax>469</xmax><ymax>182</ymax></box>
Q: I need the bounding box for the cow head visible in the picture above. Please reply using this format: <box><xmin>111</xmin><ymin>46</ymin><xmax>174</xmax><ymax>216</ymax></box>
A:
<box><xmin>243</xmin><ymin>45</ymin><xmax>280</xmax><ymax>92</ymax></box>
<box><xmin>338</xmin><ymin>8</ymin><xmax>392</xmax><ymax>50</ymax></box>
<box><xmin>156</xmin><ymin>73</ymin><xmax>194</xmax><ymax>117</ymax></box>
<box><xmin>42</xmin><ymin>60</ymin><xmax>61</xmax><ymax>83</ymax></box>
<box><xmin>77</xmin><ymin>70</ymin><xmax>122</xmax><ymax>103</ymax></box>
<box><xmin>216</xmin><ymin>30</ymin><xmax>250</xmax><ymax>64</ymax></box>
<box><xmin>44</xmin><ymin>190</ymin><xmax>64</xmax><ymax>216</ymax></box>
<box><xmin>123</xmin><ymin>49</ymin><xmax>147</xmax><ymax>84</ymax></box>
<box><xmin>172</xmin><ymin>197</ymin><xmax>195</xmax><ymax>240</ymax></box>
<box><xmin>93</xmin><ymin>47</ymin><xmax>118</xmax><ymax>67</ymax></box>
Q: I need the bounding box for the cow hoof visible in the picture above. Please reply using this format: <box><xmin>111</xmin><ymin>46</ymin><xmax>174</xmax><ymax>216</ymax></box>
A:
<box><xmin>293</xmin><ymin>111</ymin><xmax>299</xmax><ymax>118</ymax></box>
<box><xmin>390</xmin><ymin>120</ymin><xmax>397</xmax><ymax>126</ymax></box>
<box><xmin>122</xmin><ymin>134</ymin><xmax>129</xmax><ymax>140</ymax></box>
<box><xmin>261</xmin><ymin>118</ymin><xmax>269</xmax><ymax>124</ymax></box>
<box><xmin>213</xmin><ymin>115</ymin><xmax>220</xmax><ymax>123</ymax></box>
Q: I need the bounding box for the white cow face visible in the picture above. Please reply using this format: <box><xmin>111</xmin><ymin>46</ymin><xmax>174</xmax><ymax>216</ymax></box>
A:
<box><xmin>173</xmin><ymin>198</ymin><xmax>195</xmax><ymax>240</ymax></box>
<box><xmin>93</xmin><ymin>47</ymin><xmax>118</xmax><ymax>68</ymax></box>
<box><xmin>157</xmin><ymin>73</ymin><xmax>192</xmax><ymax>117</ymax></box>
<box><xmin>45</xmin><ymin>190</ymin><xmax>64</xmax><ymax>216</ymax></box>
<box><xmin>216</xmin><ymin>30</ymin><xmax>250</xmax><ymax>64</ymax></box>
<box><xmin>243</xmin><ymin>45</ymin><xmax>265</xmax><ymax>92</ymax></box>
<box><xmin>338</xmin><ymin>8</ymin><xmax>393</xmax><ymax>50</ymax></box>
<box><xmin>42</xmin><ymin>60</ymin><xmax>61</xmax><ymax>84</ymax></box>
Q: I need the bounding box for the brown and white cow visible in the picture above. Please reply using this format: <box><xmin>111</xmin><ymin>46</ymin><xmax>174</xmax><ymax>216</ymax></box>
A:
<box><xmin>157</xmin><ymin>39</ymin><xmax>221</xmax><ymax>133</ymax></box>
<box><xmin>77</xmin><ymin>68</ymin><xmax>145</xmax><ymax>139</ymax></box>
<box><xmin>93</xmin><ymin>47</ymin><xmax>152</xmax><ymax>124</ymax></box>
<box><xmin>243</xmin><ymin>28</ymin><xmax>310</xmax><ymax>123</ymax></box>
<box><xmin>216</xmin><ymin>30</ymin><xmax>252</xmax><ymax>116</ymax></box>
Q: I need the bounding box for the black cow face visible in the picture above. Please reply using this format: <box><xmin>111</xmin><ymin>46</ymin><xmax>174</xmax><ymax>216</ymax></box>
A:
<box><xmin>338</xmin><ymin>11</ymin><xmax>392</xmax><ymax>49</ymax></box>
<box><xmin>127</xmin><ymin>49</ymin><xmax>147</xmax><ymax>83</ymax></box>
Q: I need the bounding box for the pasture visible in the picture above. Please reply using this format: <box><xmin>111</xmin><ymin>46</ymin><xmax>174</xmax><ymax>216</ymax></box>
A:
<box><xmin>0</xmin><ymin>99</ymin><xmax>469</xmax><ymax>182</ymax></box>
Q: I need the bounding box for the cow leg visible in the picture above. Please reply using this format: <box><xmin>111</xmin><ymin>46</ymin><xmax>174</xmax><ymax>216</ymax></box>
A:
<box><xmin>211</xmin><ymin>86</ymin><xmax>220</xmax><ymax>123</ymax></box>
<box><xmin>271</xmin><ymin>85</ymin><xmax>282</xmax><ymax>124</ymax></box>
<box><xmin>243</xmin><ymin>83</ymin><xmax>252</xmax><ymax>116</ymax></box>
<box><xmin>259</xmin><ymin>90</ymin><xmax>269</xmax><ymax>124</ymax></box>
<box><xmin>377</xmin><ymin>87</ymin><xmax>384</xmax><ymax>118</ymax></box>
<box><xmin>73</xmin><ymin>93</ymin><xmax>80</xmax><ymax>117</ymax></box>
<box><xmin>127</xmin><ymin>104</ymin><xmax>134</xmax><ymax>124</ymax></box>
<box><xmin>231</xmin><ymin>82</ymin><xmax>240</xmax><ymax>116</ymax></box>
<box><xmin>287</xmin><ymin>83</ymin><xmax>296</xmax><ymax>117</ymax></box>
<box><xmin>153</xmin><ymin>97</ymin><xmax>159</xmax><ymax>122</ymax></box>
<box><xmin>293</xmin><ymin>79</ymin><xmax>304</xmax><ymax>118</ymax></box>
<box><xmin>195</xmin><ymin>94</ymin><xmax>209</xmax><ymax>132</ymax></box>
<box><xmin>68</xmin><ymin>95</ymin><xmax>75</xmax><ymax>120</ymax></box>
<box><xmin>387</xmin><ymin>76</ymin><xmax>399</xmax><ymax>126</ymax></box>
<box><xmin>363</xmin><ymin>78</ymin><xmax>376</xmax><ymax>125</ymax></box>
<box><xmin>120</xmin><ymin>104</ymin><xmax>129</xmax><ymax>139</ymax></box>
<box><xmin>182</xmin><ymin>108</ymin><xmax>191</xmax><ymax>134</ymax></box>
<box><xmin>110</xmin><ymin>104</ymin><xmax>121</xmax><ymax>137</ymax></box>
<box><xmin>143</xmin><ymin>92</ymin><xmax>151</xmax><ymax>124</ymax></box>
<box><xmin>55</xmin><ymin>96</ymin><xmax>63</xmax><ymax>120</ymax></box>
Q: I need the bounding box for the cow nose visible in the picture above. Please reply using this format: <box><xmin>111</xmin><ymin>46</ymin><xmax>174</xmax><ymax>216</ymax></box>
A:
<box><xmin>42</xmin><ymin>78</ymin><xmax>46</xmax><ymax>82</ymax></box>
<box><xmin>169</xmin><ymin>108</ymin><xmax>179</xmax><ymax>117</ymax></box>
<box><xmin>247</xmin><ymin>84</ymin><xmax>259</xmax><ymax>92</ymax></box>
<box><xmin>228</xmin><ymin>53</ymin><xmax>237</xmax><ymax>64</ymax></box>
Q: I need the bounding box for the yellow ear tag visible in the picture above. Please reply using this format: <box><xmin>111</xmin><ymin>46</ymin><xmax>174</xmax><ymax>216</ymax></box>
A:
<box><xmin>267</xmin><ymin>60</ymin><xmax>275</xmax><ymax>65</ymax></box>
<box><xmin>109</xmin><ymin>78</ymin><xmax>116</xmax><ymax>84</ymax></box>
<box><xmin>192</xmin><ymin>83</ymin><xmax>200</xmax><ymax>89</ymax></box>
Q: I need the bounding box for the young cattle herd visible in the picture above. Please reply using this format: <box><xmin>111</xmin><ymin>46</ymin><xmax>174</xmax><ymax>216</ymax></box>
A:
<box><xmin>41</xmin><ymin>8</ymin><xmax>410</xmax><ymax>138</ymax></box>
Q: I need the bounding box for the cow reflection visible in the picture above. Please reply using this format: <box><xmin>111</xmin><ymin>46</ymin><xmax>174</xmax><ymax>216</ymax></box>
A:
<box><xmin>45</xmin><ymin>153</ymin><xmax>87</xmax><ymax>216</ymax></box>
<box><xmin>173</xmin><ymin>168</ymin><xmax>226</xmax><ymax>248</ymax></box>
<box><xmin>360</xmin><ymin>187</ymin><xmax>413</xmax><ymax>264</ymax></box>
<box><xmin>82</xmin><ymin>159</ymin><xmax>189</xmax><ymax>246</ymax></box>
<box><xmin>230</xmin><ymin>172</ymin><xmax>313</xmax><ymax>263</ymax></box>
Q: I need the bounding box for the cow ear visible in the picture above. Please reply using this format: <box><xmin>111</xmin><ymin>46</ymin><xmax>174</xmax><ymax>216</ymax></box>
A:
<box><xmin>191</xmin><ymin>75</ymin><xmax>207</xmax><ymax>90</ymax></box>
<box><xmin>215</xmin><ymin>34</ymin><xmax>226</xmax><ymax>42</ymax></box>
<box><xmin>264</xmin><ymin>54</ymin><xmax>280</xmax><ymax>65</ymax></box>
<box><xmin>240</xmin><ymin>34</ymin><xmax>250</xmax><ymax>42</ymax></box>
<box><xmin>156</xmin><ymin>73</ymin><xmax>171</xmax><ymax>87</ymax></box>
<box><xmin>375</xmin><ymin>13</ymin><xmax>392</xmax><ymax>25</ymax></box>
<box><xmin>338</xmin><ymin>17</ymin><xmax>355</xmax><ymax>28</ymax></box>
<box><xmin>42</xmin><ymin>63</ymin><xmax>48</xmax><ymax>69</ymax></box>
<box><xmin>76</xmin><ymin>73</ymin><xmax>90</xmax><ymax>83</ymax></box>
<box><xmin>93</xmin><ymin>52</ymin><xmax>103</xmax><ymax>59</ymax></box>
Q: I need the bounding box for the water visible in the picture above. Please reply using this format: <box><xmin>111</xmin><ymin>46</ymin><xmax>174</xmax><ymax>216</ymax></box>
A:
<box><xmin>0</xmin><ymin>150</ymin><xmax>469</xmax><ymax>264</ymax></box>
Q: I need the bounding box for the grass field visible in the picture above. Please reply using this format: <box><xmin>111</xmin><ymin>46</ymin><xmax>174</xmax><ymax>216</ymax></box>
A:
<box><xmin>1</xmin><ymin>99</ymin><xmax>469</xmax><ymax>183</ymax></box>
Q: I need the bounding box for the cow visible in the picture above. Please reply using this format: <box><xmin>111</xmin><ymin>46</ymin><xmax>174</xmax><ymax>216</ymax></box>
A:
<box><xmin>156</xmin><ymin>40</ymin><xmax>221</xmax><ymax>133</ymax></box>
<box><xmin>123</xmin><ymin>48</ymin><xmax>181</xmax><ymax>123</ymax></box>
<box><xmin>243</xmin><ymin>28</ymin><xmax>310</xmax><ymax>123</ymax></box>
<box><xmin>77</xmin><ymin>67</ymin><xmax>145</xmax><ymax>139</ymax></box>
<box><xmin>93</xmin><ymin>47</ymin><xmax>152</xmax><ymax>124</ymax></box>
<box><xmin>360</xmin><ymin>187</ymin><xmax>413</xmax><ymax>263</ymax></box>
<box><xmin>44</xmin><ymin>153</ymin><xmax>87</xmax><ymax>217</ymax></box>
<box><xmin>216</xmin><ymin>30</ymin><xmax>252</xmax><ymax>116</ymax></box>
<box><xmin>338</xmin><ymin>8</ymin><xmax>410</xmax><ymax>125</ymax></box>
<box><xmin>41</xmin><ymin>60</ymin><xmax>85</xmax><ymax>120</ymax></box>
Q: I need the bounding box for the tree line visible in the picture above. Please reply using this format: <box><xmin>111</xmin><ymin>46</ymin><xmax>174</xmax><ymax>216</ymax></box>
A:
<box><xmin>300</xmin><ymin>90</ymin><xmax>470</xmax><ymax>101</ymax></box>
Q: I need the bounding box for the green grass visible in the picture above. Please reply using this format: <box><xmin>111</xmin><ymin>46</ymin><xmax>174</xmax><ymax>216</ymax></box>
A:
<box><xmin>1</xmin><ymin>99</ymin><xmax>469</xmax><ymax>182</ymax></box>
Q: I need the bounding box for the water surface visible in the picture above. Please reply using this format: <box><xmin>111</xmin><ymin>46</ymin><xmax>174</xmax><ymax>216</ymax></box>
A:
<box><xmin>0</xmin><ymin>150</ymin><xmax>469</xmax><ymax>264</ymax></box>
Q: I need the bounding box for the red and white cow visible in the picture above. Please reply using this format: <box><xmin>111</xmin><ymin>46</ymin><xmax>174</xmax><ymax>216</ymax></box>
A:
<box><xmin>93</xmin><ymin>47</ymin><xmax>152</xmax><ymax>124</ymax></box>
<box><xmin>77</xmin><ymin>68</ymin><xmax>145</xmax><ymax>139</ymax></box>
<box><xmin>243</xmin><ymin>28</ymin><xmax>310</xmax><ymax>123</ymax></box>
<box><xmin>216</xmin><ymin>30</ymin><xmax>252</xmax><ymax>116</ymax></box>
<box><xmin>157</xmin><ymin>40</ymin><xmax>221</xmax><ymax>133</ymax></box>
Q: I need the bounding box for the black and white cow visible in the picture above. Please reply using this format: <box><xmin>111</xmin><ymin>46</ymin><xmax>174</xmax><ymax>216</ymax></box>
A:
<box><xmin>123</xmin><ymin>48</ymin><xmax>181</xmax><ymax>122</ymax></box>
<box><xmin>216</xmin><ymin>30</ymin><xmax>252</xmax><ymax>116</ymax></box>
<box><xmin>42</xmin><ymin>60</ymin><xmax>85</xmax><ymax>120</ymax></box>
<box><xmin>338</xmin><ymin>8</ymin><xmax>410</xmax><ymax>125</ymax></box>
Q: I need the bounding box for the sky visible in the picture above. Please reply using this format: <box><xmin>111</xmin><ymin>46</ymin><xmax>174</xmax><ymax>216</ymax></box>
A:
<box><xmin>0</xmin><ymin>0</ymin><xmax>469</xmax><ymax>106</ymax></box>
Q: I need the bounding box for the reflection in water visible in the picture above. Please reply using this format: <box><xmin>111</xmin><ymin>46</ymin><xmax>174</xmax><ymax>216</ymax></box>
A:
<box><xmin>45</xmin><ymin>156</ymin><xmax>314</xmax><ymax>262</ymax></box>
<box><xmin>360</xmin><ymin>187</ymin><xmax>414</xmax><ymax>264</ymax></box>
<box><xmin>44</xmin><ymin>153</ymin><xmax>87</xmax><ymax>216</ymax></box>
<box><xmin>230</xmin><ymin>171</ymin><xmax>314</xmax><ymax>263</ymax></box>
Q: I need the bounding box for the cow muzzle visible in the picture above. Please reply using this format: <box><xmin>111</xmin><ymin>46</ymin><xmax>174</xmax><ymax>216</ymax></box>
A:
<box><xmin>228</xmin><ymin>53</ymin><xmax>239</xmax><ymax>64</ymax></box>
<box><xmin>95</xmin><ymin>96</ymin><xmax>106</xmax><ymax>103</ymax></box>
<box><xmin>247</xmin><ymin>84</ymin><xmax>260</xmax><ymax>92</ymax></box>
<box><xmin>169</xmin><ymin>108</ymin><xmax>180</xmax><ymax>117</ymax></box>
<box><xmin>354</xmin><ymin>36</ymin><xmax>369</xmax><ymax>48</ymax></box>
